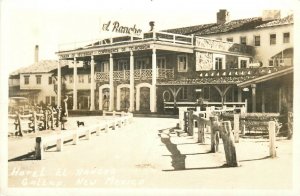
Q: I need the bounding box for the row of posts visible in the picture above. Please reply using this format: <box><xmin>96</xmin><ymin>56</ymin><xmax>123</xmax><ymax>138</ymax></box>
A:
<box><xmin>179</xmin><ymin>107</ymin><xmax>278</xmax><ymax>165</ymax></box>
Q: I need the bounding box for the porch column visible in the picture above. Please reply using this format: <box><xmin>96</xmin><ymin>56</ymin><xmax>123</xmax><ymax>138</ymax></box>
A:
<box><xmin>73</xmin><ymin>56</ymin><xmax>78</xmax><ymax>110</ymax></box>
<box><xmin>90</xmin><ymin>55</ymin><xmax>95</xmax><ymax>110</ymax></box>
<box><xmin>278</xmin><ymin>87</ymin><xmax>282</xmax><ymax>112</ymax></box>
<box><xmin>151</xmin><ymin>48</ymin><xmax>157</xmax><ymax>112</ymax></box>
<box><xmin>251</xmin><ymin>84</ymin><xmax>256</xmax><ymax>112</ymax></box>
<box><xmin>129</xmin><ymin>51</ymin><xmax>134</xmax><ymax>112</ymax></box>
<box><xmin>262</xmin><ymin>90</ymin><xmax>265</xmax><ymax>112</ymax></box>
<box><xmin>109</xmin><ymin>54</ymin><xmax>114</xmax><ymax>111</ymax></box>
<box><xmin>237</xmin><ymin>87</ymin><xmax>242</xmax><ymax>102</ymax></box>
<box><xmin>57</xmin><ymin>57</ymin><xmax>62</xmax><ymax>107</ymax></box>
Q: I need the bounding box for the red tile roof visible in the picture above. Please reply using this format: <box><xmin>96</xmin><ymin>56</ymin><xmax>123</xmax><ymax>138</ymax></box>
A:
<box><xmin>163</xmin><ymin>15</ymin><xmax>293</xmax><ymax>36</ymax></box>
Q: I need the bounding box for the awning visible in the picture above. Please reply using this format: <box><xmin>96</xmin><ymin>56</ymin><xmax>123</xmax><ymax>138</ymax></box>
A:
<box><xmin>9</xmin><ymin>89</ymin><xmax>40</xmax><ymax>97</ymax></box>
<box><xmin>237</xmin><ymin>66</ymin><xmax>293</xmax><ymax>87</ymax></box>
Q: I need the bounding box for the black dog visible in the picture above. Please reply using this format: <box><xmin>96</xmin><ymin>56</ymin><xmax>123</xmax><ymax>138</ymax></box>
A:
<box><xmin>77</xmin><ymin>121</ymin><xmax>85</xmax><ymax>127</ymax></box>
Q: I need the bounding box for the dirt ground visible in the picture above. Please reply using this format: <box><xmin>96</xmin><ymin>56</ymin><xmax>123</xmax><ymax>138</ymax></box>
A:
<box><xmin>7</xmin><ymin>116</ymin><xmax>294</xmax><ymax>193</ymax></box>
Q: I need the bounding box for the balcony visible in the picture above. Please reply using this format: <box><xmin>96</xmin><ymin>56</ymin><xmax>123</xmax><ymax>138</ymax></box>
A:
<box><xmin>95</xmin><ymin>68</ymin><xmax>174</xmax><ymax>82</ymax></box>
<box><xmin>198</xmin><ymin>66</ymin><xmax>289</xmax><ymax>78</ymax></box>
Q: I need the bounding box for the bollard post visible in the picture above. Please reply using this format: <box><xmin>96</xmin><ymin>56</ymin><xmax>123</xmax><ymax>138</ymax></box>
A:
<box><xmin>269</xmin><ymin>121</ymin><xmax>276</xmax><ymax>158</ymax></box>
<box><xmin>44</xmin><ymin>110</ymin><xmax>48</xmax><ymax>130</ymax></box>
<box><xmin>234</xmin><ymin>114</ymin><xmax>239</xmax><ymax>143</ymax></box>
<box><xmin>57</xmin><ymin>138</ymin><xmax>63</xmax><ymax>151</ymax></box>
<box><xmin>220</xmin><ymin>121</ymin><xmax>238</xmax><ymax>167</ymax></box>
<box><xmin>105</xmin><ymin>124</ymin><xmax>109</xmax><ymax>132</ymax></box>
<box><xmin>198</xmin><ymin>114</ymin><xmax>205</xmax><ymax>143</ymax></box>
<box><xmin>86</xmin><ymin>129</ymin><xmax>91</xmax><ymax>140</ymax></box>
<box><xmin>178</xmin><ymin>108</ymin><xmax>184</xmax><ymax>130</ymax></box>
<box><xmin>103</xmin><ymin>111</ymin><xmax>106</xmax><ymax>116</ymax></box>
<box><xmin>113</xmin><ymin>111</ymin><xmax>116</xmax><ymax>116</ymax></box>
<box><xmin>35</xmin><ymin>137</ymin><xmax>43</xmax><ymax>160</ymax></box>
<box><xmin>96</xmin><ymin>126</ymin><xmax>101</xmax><ymax>136</ymax></box>
<box><xmin>73</xmin><ymin>131</ymin><xmax>78</xmax><ymax>144</ymax></box>
<box><xmin>112</xmin><ymin>121</ymin><xmax>117</xmax><ymax>130</ymax></box>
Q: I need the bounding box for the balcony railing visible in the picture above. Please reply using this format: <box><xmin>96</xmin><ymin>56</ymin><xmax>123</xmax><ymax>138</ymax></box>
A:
<box><xmin>58</xmin><ymin>31</ymin><xmax>194</xmax><ymax>51</ymax></box>
<box><xmin>95</xmin><ymin>68</ymin><xmax>174</xmax><ymax>81</ymax></box>
<box><xmin>198</xmin><ymin>66</ymin><xmax>288</xmax><ymax>78</ymax></box>
<box><xmin>195</xmin><ymin>37</ymin><xmax>254</xmax><ymax>55</ymax></box>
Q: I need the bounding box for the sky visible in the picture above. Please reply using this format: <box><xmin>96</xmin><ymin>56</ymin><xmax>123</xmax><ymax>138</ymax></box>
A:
<box><xmin>0</xmin><ymin>0</ymin><xmax>296</xmax><ymax>73</ymax></box>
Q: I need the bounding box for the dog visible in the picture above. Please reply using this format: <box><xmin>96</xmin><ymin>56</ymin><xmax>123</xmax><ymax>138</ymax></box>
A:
<box><xmin>77</xmin><ymin>121</ymin><xmax>85</xmax><ymax>127</ymax></box>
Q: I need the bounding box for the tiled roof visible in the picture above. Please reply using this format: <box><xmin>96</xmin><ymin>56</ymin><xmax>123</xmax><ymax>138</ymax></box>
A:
<box><xmin>163</xmin><ymin>15</ymin><xmax>293</xmax><ymax>36</ymax></box>
<box><xmin>255</xmin><ymin>15</ymin><xmax>293</xmax><ymax>28</ymax></box>
<box><xmin>10</xmin><ymin>60</ymin><xmax>69</xmax><ymax>75</ymax></box>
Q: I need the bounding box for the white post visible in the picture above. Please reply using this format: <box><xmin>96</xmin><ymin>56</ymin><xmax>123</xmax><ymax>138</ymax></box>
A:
<box><xmin>86</xmin><ymin>129</ymin><xmax>91</xmax><ymax>140</ymax></box>
<box><xmin>73</xmin><ymin>56</ymin><xmax>78</xmax><ymax>110</ymax></box>
<box><xmin>109</xmin><ymin>54</ymin><xmax>114</xmax><ymax>111</ymax></box>
<box><xmin>73</xmin><ymin>131</ymin><xmax>78</xmax><ymax>145</ymax></box>
<box><xmin>129</xmin><ymin>51</ymin><xmax>134</xmax><ymax>112</ymax></box>
<box><xmin>57</xmin><ymin>138</ymin><xmax>63</xmax><ymax>151</ymax></box>
<box><xmin>234</xmin><ymin>114</ymin><xmax>239</xmax><ymax>143</ymax></box>
<box><xmin>151</xmin><ymin>48</ymin><xmax>157</xmax><ymax>112</ymax></box>
<box><xmin>179</xmin><ymin>108</ymin><xmax>184</xmax><ymax>130</ymax></box>
<box><xmin>269</xmin><ymin>121</ymin><xmax>276</xmax><ymax>158</ymax></box>
<box><xmin>57</xmin><ymin>57</ymin><xmax>62</xmax><ymax>107</ymax></box>
<box><xmin>90</xmin><ymin>55</ymin><xmax>95</xmax><ymax>110</ymax></box>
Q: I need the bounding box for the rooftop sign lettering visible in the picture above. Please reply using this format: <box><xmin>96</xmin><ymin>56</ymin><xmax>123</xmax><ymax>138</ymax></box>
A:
<box><xmin>102</xmin><ymin>21</ymin><xmax>142</xmax><ymax>36</ymax></box>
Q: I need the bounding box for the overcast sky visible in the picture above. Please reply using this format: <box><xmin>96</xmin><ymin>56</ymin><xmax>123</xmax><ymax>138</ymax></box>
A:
<box><xmin>0</xmin><ymin>0</ymin><xmax>295</xmax><ymax>73</ymax></box>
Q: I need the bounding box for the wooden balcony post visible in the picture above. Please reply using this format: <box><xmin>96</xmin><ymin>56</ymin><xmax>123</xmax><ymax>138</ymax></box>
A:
<box><xmin>129</xmin><ymin>51</ymin><xmax>135</xmax><ymax>112</ymax></box>
<box><xmin>73</xmin><ymin>56</ymin><xmax>78</xmax><ymax>110</ymax></box>
<box><xmin>109</xmin><ymin>54</ymin><xmax>114</xmax><ymax>111</ymax></box>
<box><xmin>57</xmin><ymin>57</ymin><xmax>62</xmax><ymax>107</ymax></box>
<box><xmin>150</xmin><ymin>48</ymin><xmax>157</xmax><ymax>112</ymax></box>
<box><xmin>90</xmin><ymin>55</ymin><xmax>95</xmax><ymax>110</ymax></box>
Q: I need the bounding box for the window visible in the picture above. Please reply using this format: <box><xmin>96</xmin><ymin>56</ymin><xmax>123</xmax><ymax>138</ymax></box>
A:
<box><xmin>178</xmin><ymin>86</ymin><xmax>188</xmax><ymax>100</ymax></box>
<box><xmin>100</xmin><ymin>61</ymin><xmax>109</xmax><ymax>72</ymax></box>
<box><xmin>283</xmin><ymin>32</ymin><xmax>290</xmax><ymax>43</ymax></box>
<box><xmin>135</xmin><ymin>58</ymin><xmax>149</xmax><ymax>69</ymax></box>
<box><xmin>203</xmin><ymin>87</ymin><xmax>210</xmax><ymax>100</ymax></box>
<box><xmin>215</xmin><ymin>57</ymin><xmax>223</xmax><ymax>70</ymax></box>
<box><xmin>48</xmin><ymin>76</ymin><xmax>53</xmax><ymax>84</ymax></box>
<box><xmin>269</xmin><ymin>60</ymin><xmax>274</xmax><ymax>67</ymax></box>
<box><xmin>46</xmin><ymin>96</ymin><xmax>50</xmax><ymax>105</ymax></box>
<box><xmin>240</xmin><ymin>60</ymin><xmax>247</xmax><ymax>68</ymax></box>
<box><xmin>117</xmin><ymin>60</ymin><xmax>128</xmax><ymax>71</ymax></box>
<box><xmin>78</xmin><ymin>75</ymin><xmax>84</xmax><ymax>83</ymax></box>
<box><xmin>69</xmin><ymin>76</ymin><xmax>73</xmax><ymax>83</ymax></box>
<box><xmin>157</xmin><ymin>57</ymin><xmax>166</xmax><ymax>69</ymax></box>
<box><xmin>88</xmin><ymin>75</ymin><xmax>91</xmax><ymax>83</ymax></box>
<box><xmin>226</xmin><ymin>37</ymin><xmax>233</xmax><ymax>42</ymax></box>
<box><xmin>36</xmin><ymin>75</ymin><xmax>42</xmax><ymax>84</ymax></box>
<box><xmin>24</xmin><ymin>76</ymin><xmax>30</xmax><ymax>85</ymax></box>
<box><xmin>254</xmin><ymin>35</ymin><xmax>260</xmax><ymax>46</ymax></box>
<box><xmin>51</xmin><ymin>96</ymin><xmax>56</xmax><ymax>106</ymax></box>
<box><xmin>177</xmin><ymin>55</ymin><xmax>188</xmax><ymax>72</ymax></box>
<box><xmin>240</xmin><ymin>36</ymin><xmax>247</xmax><ymax>45</ymax></box>
<box><xmin>270</xmin><ymin>34</ymin><xmax>276</xmax><ymax>45</ymax></box>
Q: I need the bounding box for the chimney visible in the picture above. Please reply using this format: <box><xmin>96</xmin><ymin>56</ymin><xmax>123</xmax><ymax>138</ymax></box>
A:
<box><xmin>217</xmin><ymin>9</ymin><xmax>230</xmax><ymax>24</ymax></box>
<box><xmin>34</xmin><ymin>45</ymin><xmax>39</xmax><ymax>63</ymax></box>
<box><xmin>149</xmin><ymin>21</ymin><xmax>155</xmax><ymax>31</ymax></box>
<box><xmin>262</xmin><ymin>10</ymin><xmax>281</xmax><ymax>21</ymax></box>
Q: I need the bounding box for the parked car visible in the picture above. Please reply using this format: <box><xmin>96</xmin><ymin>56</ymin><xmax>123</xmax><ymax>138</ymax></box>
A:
<box><xmin>8</xmin><ymin>97</ymin><xmax>31</xmax><ymax>114</ymax></box>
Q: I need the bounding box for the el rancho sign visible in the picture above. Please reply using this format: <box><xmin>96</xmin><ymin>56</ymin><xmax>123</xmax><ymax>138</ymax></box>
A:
<box><xmin>102</xmin><ymin>20</ymin><xmax>142</xmax><ymax>36</ymax></box>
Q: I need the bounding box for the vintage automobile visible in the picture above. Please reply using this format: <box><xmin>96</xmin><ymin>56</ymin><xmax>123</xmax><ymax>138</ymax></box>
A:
<box><xmin>8</xmin><ymin>97</ymin><xmax>31</xmax><ymax>114</ymax></box>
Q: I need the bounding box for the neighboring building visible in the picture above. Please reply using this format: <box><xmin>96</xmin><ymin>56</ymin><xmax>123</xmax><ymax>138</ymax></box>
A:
<box><xmin>9</xmin><ymin>60</ymin><xmax>65</xmax><ymax>106</ymax></box>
